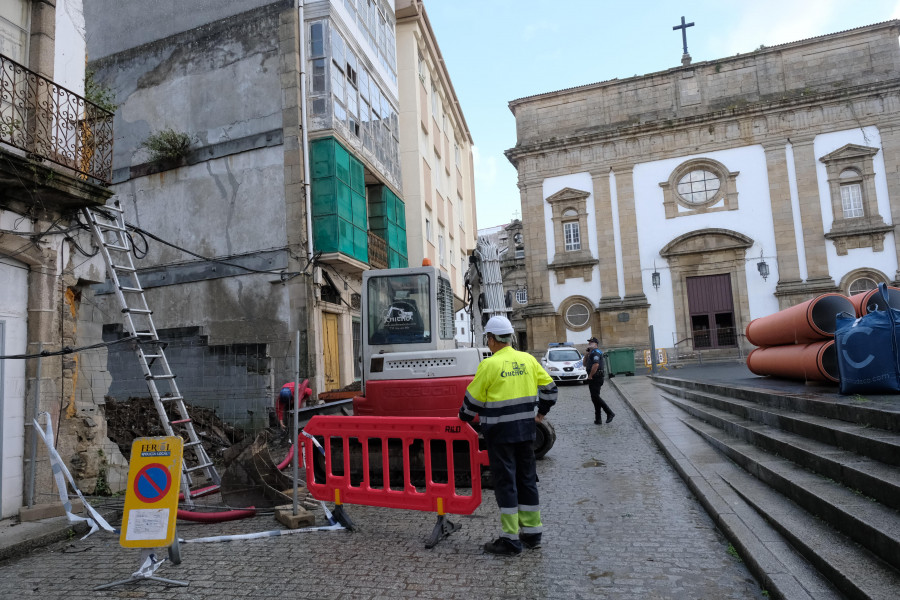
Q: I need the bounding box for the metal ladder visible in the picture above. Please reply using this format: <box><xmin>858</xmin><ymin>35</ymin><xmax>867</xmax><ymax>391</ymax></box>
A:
<box><xmin>82</xmin><ymin>202</ymin><xmax>220</xmax><ymax>506</ymax></box>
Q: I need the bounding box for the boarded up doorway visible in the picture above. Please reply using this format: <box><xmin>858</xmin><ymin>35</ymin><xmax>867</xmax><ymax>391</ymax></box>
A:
<box><xmin>686</xmin><ymin>274</ymin><xmax>736</xmax><ymax>349</ymax></box>
<box><xmin>322</xmin><ymin>312</ymin><xmax>340</xmax><ymax>389</ymax></box>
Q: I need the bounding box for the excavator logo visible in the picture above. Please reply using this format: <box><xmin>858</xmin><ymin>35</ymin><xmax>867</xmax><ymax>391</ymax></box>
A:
<box><xmin>385</xmin><ymin>306</ymin><xmax>414</xmax><ymax>323</ymax></box>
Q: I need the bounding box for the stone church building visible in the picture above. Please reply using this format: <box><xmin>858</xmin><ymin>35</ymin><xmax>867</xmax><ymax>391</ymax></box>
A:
<box><xmin>506</xmin><ymin>21</ymin><xmax>900</xmax><ymax>355</ymax></box>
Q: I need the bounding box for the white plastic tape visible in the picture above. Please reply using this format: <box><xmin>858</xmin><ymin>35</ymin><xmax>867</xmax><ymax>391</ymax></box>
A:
<box><xmin>181</xmin><ymin>522</ymin><xmax>346</xmax><ymax>544</ymax></box>
<box><xmin>33</xmin><ymin>412</ymin><xmax>115</xmax><ymax>538</ymax></box>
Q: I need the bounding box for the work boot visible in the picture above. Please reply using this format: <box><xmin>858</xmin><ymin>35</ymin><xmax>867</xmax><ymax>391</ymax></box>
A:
<box><xmin>484</xmin><ymin>537</ymin><xmax>522</xmax><ymax>556</ymax></box>
<box><xmin>606</xmin><ymin>412</ymin><xmax>616</xmax><ymax>424</ymax></box>
<box><xmin>594</xmin><ymin>418</ymin><xmax>602</xmax><ymax>425</ymax></box>
<box><xmin>519</xmin><ymin>533</ymin><xmax>542</xmax><ymax>549</ymax></box>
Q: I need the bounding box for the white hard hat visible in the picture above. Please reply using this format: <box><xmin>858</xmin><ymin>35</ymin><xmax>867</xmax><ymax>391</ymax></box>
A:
<box><xmin>484</xmin><ymin>315</ymin><xmax>514</xmax><ymax>336</ymax></box>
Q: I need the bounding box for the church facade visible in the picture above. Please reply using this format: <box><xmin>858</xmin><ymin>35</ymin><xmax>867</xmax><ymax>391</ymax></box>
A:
<box><xmin>505</xmin><ymin>21</ymin><xmax>900</xmax><ymax>356</ymax></box>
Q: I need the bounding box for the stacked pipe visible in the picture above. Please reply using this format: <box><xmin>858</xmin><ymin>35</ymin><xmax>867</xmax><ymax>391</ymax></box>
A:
<box><xmin>475</xmin><ymin>238</ymin><xmax>511</xmax><ymax>317</ymax></box>
<box><xmin>746</xmin><ymin>287</ymin><xmax>900</xmax><ymax>382</ymax></box>
<box><xmin>745</xmin><ymin>293</ymin><xmax>852</xmax><ymax>382</ymax></box>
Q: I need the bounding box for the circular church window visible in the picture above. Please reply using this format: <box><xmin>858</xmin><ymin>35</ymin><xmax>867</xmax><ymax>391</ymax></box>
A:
<box><xmin>565</xmin><ymin>302</ymin><xmax>591</xmax><ymax>328</ymax></box>
<box><xmin>677</xmin><ymin>169</ymin><xmax>721</xmax><ymax>205</ymax></box>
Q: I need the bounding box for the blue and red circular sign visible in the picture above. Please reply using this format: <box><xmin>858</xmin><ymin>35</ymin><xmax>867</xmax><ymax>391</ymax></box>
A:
<box><xmin>133</xmin><ymin>463</ymin><xmax>172</xmax><ymax>503</ymax></box>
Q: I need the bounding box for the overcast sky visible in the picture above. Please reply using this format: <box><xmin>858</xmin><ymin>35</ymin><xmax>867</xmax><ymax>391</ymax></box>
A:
<box><xmin>424</xmin><ymin>0</ymin><xmax>900</xmax><ymax>230</ymax></box>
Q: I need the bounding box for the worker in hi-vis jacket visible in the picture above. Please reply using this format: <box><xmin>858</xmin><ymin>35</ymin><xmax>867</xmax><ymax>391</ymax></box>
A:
<box><xmin>458</xmin><ymin>316</ymin><xmax>558</xmax><ymax>555</ymax></box>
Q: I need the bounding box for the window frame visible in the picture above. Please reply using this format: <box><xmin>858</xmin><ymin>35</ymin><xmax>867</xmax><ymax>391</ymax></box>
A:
<box><xmin>563</xmin><ymin>221</ymin><xmax>581</xmax><ymax>252</ymax></box>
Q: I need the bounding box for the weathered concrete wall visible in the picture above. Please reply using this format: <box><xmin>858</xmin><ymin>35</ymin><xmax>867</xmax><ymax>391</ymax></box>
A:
<box><xmin>88</xmin><ymin>3</ymin><xmax>285</xmax><ymax>172</ymax></box>
<box><xmin>84</xmin><ymin>0</ymin><xmax>287</xmax><ymax>60</ymax></box>
<box><xmin>510</xmin><ymin>22</ymin><xmax>900</xmax><ymax>147</ymax></box>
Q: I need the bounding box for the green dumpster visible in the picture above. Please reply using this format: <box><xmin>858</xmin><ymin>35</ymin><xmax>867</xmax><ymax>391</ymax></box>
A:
<box><xmin>605</xmin><ymin>348</ymin><xmax>635</xmax><ymax>377</ymax></box>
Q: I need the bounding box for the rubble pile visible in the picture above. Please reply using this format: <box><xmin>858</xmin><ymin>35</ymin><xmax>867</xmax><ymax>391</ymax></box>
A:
<box><xmin>104</xmin><ymin>396</ymin><xmax>245</xmax><ymax>464</ymax></box>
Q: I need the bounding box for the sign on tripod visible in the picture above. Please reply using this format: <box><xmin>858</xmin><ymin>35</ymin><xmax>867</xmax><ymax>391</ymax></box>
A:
<box><xmin>120</xmin><ymin>437</ymin><xmax>184</xmax><ymax>548</ymax></box>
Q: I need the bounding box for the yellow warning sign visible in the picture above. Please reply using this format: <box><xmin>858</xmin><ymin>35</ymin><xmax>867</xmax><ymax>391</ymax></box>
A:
<box><xmin>120</xmin><ymin>437</ymin><xmax>183</xmax><ymax>548</ymax></box>
<box><xmin>643</xmin><ymin>348</ymin><xmax>668</xmax><ymax>369</ymax></box>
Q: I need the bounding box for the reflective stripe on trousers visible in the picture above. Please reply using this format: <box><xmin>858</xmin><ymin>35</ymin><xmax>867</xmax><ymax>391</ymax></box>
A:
<box><xmin>487</xmin><ymin>439</ymin><xmax>542</xmax><ymax>537</ymax></box>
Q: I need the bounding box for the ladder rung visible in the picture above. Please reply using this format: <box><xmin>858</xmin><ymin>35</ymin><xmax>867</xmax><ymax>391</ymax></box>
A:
<box><xmin>123</xmin><ymin>308</ymin><xmax>152</xmax><ymax>315</ymax></box>
<box><xmin>135</xmin><ymin>332</ymin><xmax>156</xmax><ymax>337</ymax></box>
<box><xmin>119</xmin><ymin>286</ymin><xmax>143</xmax><ymax>293</ymax></box>
<box><xmin>97</xmin><ymin>222</ymin><xmax>127</xmax><ymax>232</ymax></box>
<box><xmin>111</xmin><ymin>264</ymin><xmax>136</xmax><ymax>272</ymax></box>
<box><xmin>170</xmin><ymin>418</ymin><xmax>192</xmax><ymax>425</ymax></box>
<box><xmin>104</xmin><ymin>204</ymin><xmax>124</xmax><ymax>213</ymax></box>
<box><xmin>146</xmin><ymin>374</ymin><xmax>175</xmax><ymax>380</ymax></box>
<box><xmin>103</xmin><ymin>243</ymin><xmax>131</xmax><ymax>252</ymax></box>
<box><xmin>184</xmin><ymin>440</ymin><xmax>204</xmax><ymax>448</ymax></box>
<box><xmin>142</xmin><ymin>353</ymin><xmax>161</xmax><ymax>359</ymax></box>
<box><xmin>161</xmin><ymin>396</ymin><xmax>184</xmax><ymax>402</ymax></box>
<box><xmin>184</xmin><ymin>462</ymin><xmax>214</xmax><ymax>473</ymax></box>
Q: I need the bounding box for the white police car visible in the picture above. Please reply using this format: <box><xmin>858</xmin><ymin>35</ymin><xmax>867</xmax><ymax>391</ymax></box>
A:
<box><xmin>541</xmin><ymin>343</ymin><xmax>588</xmax><ymax>384</ymax></box>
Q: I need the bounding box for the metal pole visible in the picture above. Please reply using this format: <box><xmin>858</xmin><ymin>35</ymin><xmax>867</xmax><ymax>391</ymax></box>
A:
<box><xmin>293</xmin><ymin>330</ymin><xmax>300</xmax><ymax>516</ymax></box>
<box><xmin>649</xmin><ymin>326</ymin><xmax>658</xmax><ymax>375</ymax></box>
<box><xmin>0</xmin><ymin>322</ymin><xmax>5</xmax><ymax>516</ymax></box>
<box><xmin>26</xmin><ymin>343</ymin><xmax>42</xmax><ymax>508</ymax></box>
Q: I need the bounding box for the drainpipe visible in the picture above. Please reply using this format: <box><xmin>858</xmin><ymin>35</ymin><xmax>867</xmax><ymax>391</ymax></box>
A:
<box><xmin>297</xmin><ymin>1</ymin><xmax>319</xmax><ymax>391</ymax></box>
<box><xmin>0</xmin><ymin>323</ymin><xmax>5</xmax><ymax>516</ymax></box>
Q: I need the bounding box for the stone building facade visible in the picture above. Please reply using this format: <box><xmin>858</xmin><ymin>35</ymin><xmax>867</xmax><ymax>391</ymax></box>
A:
<box><xmin>395</xmin><ymin>0</ymin><xmax>477</xmax><ymax>298</ymax></box>
<box><xmin>506</xmin><ymin>21</ymin><xmax>900</xmax><ymax>355</ymax></box>
<box><xmin>1</xmin><ymin>0</ymin><xmax>127</xmax><ymax>516</ymax></box>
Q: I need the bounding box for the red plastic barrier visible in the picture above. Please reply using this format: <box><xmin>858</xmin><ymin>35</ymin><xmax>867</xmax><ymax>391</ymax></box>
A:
<box><xmin>745</xmin><ymin>293</ymin><xmax>853</xmax><ymax>346</ymax></box>
<box><xmin>302</xmin><ymin>415</ymin><xmax>489</xmax><ymax>515</ymax></box>
<box><xmin>747</xmin><ymin>341</ymin><xmax>838</xmax><ymax>382</ymax></box>
<box><xmin>850</xmin><ymin>286</ymin><xmax>900</xmax><ymax>316</ymax></box>
<box><xmin>354</xmin><ymin>376</ymin><xmax>473</xmax><ymax>417</ymax></box>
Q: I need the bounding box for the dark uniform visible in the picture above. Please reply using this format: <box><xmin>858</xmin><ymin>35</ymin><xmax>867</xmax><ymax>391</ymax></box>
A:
<box><xmin>585</xmin><ymin>341</ymin><xmax>615</xmax><ymax>424</ymax></box>
<box><xmin>459</xmin><ymin>345</ymin><xmax>557</xmax><ymax>553</ymax></box>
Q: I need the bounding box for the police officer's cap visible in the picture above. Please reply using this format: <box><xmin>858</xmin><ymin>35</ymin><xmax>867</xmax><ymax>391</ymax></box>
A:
<box><xmin>587</xmin><ymin>336</ymin><xmax>599</xmax><ymax>344</ymax></box>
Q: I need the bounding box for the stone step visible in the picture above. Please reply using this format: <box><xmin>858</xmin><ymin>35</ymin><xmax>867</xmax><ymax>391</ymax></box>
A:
<box><xmin>676</xmin><ymin>410</ymin><xmax>900</xmax><ymax>573</ymax></box>
<box><xmin>655</xmin><ymin>382</ymin><xmax>900</xmax><ymax>467</ymax></box>
<box><xmin>652</xmin><ymin>375</ymin><xmax>900</xmax><ymax>433</ymax></box>
<box><xmin>655</xmin><ymin>387</ymin><xmax>900</xmax><ymax>511</ymax></box>
<box><xmin>608</xmin><ymin>379</ymin><xmax>843</xmax><ymax>600</ymax></box>
<box><xmin>719</xmin><ymin>458</ymin><xmax>900</xmax><ymax>600</ymax></box>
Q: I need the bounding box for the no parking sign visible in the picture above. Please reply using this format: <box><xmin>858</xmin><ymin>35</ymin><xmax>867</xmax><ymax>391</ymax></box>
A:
<box><xmin>120</xmin><ymin>437</ymin><xmax>184</xmax><ymax>548</ymax></box>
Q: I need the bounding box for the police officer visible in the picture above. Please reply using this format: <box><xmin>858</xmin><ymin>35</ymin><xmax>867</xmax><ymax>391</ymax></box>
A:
<box><xmin>459</xmin><ymin>316</ymin><xmax>558</xmax><ymax>555</ymax></box>
<box><xmin>585</xmin><ymin>337</ymin><xmax>615</xmax><ymax>424</ymax></box>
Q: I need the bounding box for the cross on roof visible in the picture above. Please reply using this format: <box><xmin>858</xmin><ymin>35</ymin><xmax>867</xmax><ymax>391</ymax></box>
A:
<box><xmin>673</xmin><ymin>16</ymin><xmax>695</xmax><ymax>56</ymax></box>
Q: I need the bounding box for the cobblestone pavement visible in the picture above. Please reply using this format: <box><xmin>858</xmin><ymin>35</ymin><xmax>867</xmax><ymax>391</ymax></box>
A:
<box><xmin>0</xmin><ymin>380</ymin><xmax>766</xmax><ymax>599</ymax></box>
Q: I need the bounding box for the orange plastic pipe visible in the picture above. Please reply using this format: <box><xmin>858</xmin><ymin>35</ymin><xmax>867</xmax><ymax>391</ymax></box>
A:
<box><xmin>850</xmin><ymin>286</ymin><xmax>900</xmax><ymax>316</ymax></box>
<box><xmin>745</xmin><ymin>293</ymin><xmax>853</xmax><ymax>346</ymax></box>
<box><xmin>746</xmin><ymin>341</ymin><xmax>838</xmax><ymax>383</ymax></box>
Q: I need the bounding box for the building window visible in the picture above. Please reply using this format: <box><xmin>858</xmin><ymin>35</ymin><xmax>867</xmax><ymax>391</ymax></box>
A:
<box><xmin>515</xmin><ymin>248</ymin><xmax>525</xmax><ymax>259</ymax></box>
<box><xmin>820</xmin><ymin>144</ymin><xmax>890</xmax><ymax>256</ymax></box>
<box><xmin>417</xmin><ymin>51</ymin><xmax>426</xmax><ymax>83</ymax></box>
<box><xmin>439</xmin><ymin>232</ymin><xmax>446</xmax><ymax>266</ymax></box>
<box><xmin>563</xmin><ymin>221</ymin><xmax>581</xmax><ymax>251</ymax></box>
<box><xmin>516</xmin><ymin>288</ymin><xmax>528</xmax><ymax>304</ymax></box>
<box><xmin>431</xmin><ymin>83</ymin><xmax>439</xmax><ymax>120</ymax></box>
<box><xmin>661</xmin><ymin>158</ymin><xmax>739</xmax><ymax>218</ymax></box>
<box><xmin>840</xmin><ymin>171</ymin><xmax>864</xmax><ymax>218</ymax></box>
<box><xmin>564</xmin><ymin>302</ymin><xmax>591</xmax><ymax>328</ymax></box>
<box><xmin>425</xmin><ymin>216</ymin><xmax>433</xmax><ymax>242</ymax></box>
<box><xmin>848</xmin><ymin>277</ymin><xmax>878</xmax><ymax>295</ymax></box>
<box><xmin>677</xmin><ymin>169</ymin><xmax>721</xmax><ymax>205</ymax></box>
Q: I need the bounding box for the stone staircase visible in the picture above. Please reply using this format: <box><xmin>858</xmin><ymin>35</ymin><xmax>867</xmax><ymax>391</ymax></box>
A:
<box><xmin>649</xmin><ymin>375</ymin><xmax>900</xmax><ymax>600</ymax></box>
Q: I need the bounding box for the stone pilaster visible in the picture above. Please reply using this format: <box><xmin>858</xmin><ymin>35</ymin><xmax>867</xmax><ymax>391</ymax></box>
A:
<box><xmin>789</xmin><ymin>137</ymin><xmax>833</xmax><ymax>284</ymax></box>
<box><xmin>874</xmin><ymin>122</ymin><xmax>900</xmax><ymax>281</ymax></box>
<box><xmin>519</xmin><ymin>178</ymin><xmax>549</xmax><ymax>305</ymax></box>
<box><xmin>762</xmin><ymin>141</ymin><xmax>803</xmax><ymax>285</ymax></box>
<box><xmin>591</xmin><ymin>170</ymin><xmax>619</xmax><ymax>300</ymax></box>
<box><xmin>611</xmin><ymin>164</ymin><xmax>647</xmax><ymax>301</ymax></box>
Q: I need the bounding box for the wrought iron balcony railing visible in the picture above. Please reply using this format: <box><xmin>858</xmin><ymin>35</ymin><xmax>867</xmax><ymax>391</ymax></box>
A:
<box><xmin>0</xmin><ymin>53</ymin><xmax>113</xmax><ymax>185</ymax></box>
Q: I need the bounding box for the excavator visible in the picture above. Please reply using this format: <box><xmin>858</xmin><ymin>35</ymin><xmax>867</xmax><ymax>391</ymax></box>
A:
<box><xmin>310</xmin><ymin>240</ymin><xmax>556</xmax><ymax>486</ymax></box>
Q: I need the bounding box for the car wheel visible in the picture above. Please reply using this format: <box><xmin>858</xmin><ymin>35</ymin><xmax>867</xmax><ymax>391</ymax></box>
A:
<box><xmin>533</xmin><ymin>419</ymin><xmax>556</xmax><ymax>459</ymax></box>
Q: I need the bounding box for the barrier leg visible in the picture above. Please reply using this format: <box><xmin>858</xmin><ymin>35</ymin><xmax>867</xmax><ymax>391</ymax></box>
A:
<box><xmin>332</xmin><ymin>490</ymin><xmax>355</xmax><ymax>531</ymax></box>
<box><xmin>424</xmin><ymin>498</ymin><xmax>460</xmax><ymax>549</ymax></box>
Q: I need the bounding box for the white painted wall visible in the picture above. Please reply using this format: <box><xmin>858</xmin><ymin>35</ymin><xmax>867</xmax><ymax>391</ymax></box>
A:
<box><xmin>0</xmin><ymin>257</ymin><xmax>28</xmax><ymax>519</ymax></box>
<box><xmin>55</xmin><ymin>0</ymin><xmax>87</xmax><ymax>95</ymax></box>
<box><xmin>813</xmin><ymin>126</ymin><xmax>898</xmax><ymax>285</ymax></box>
<box><xmin>632</xmin><ymin>145</ymin><xmax>781</xmax><ymax>346</ymax></box>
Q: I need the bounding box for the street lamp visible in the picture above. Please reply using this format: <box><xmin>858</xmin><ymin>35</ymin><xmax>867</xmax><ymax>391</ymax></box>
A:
<box><xmin>757</xmin><ymin>249</ymin><xmax>770</xmax><ymax>281</ymax></box>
